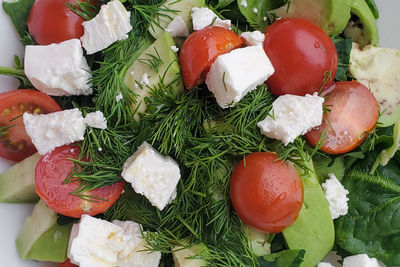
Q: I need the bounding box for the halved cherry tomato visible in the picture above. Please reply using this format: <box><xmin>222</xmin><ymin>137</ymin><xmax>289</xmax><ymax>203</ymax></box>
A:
<box><xmin>27</xmin><ymin>0</ymin><xmax>86</xmax><ymax>45</ymax></box>
<box><xmin>263</xmin><ymin>18</ymin><xmax>337</xmax><ymax>96</ymax></box>
<box><xmin>58</xmin><ymin>259</ymin><xmax>78</xmax><ymax>267</ymax></box>
<box><xmin>230</xmin><ymin>152</ymin><xmax>303</xmax><ymax>233</ymax></box>
<box><xmin>35</xmin><ymin>145</ymin><xmax>124</xmax><ymax>218</ymax></box>
<box><xmin>305</xmin><ymin>81</ymin><xmax>379</xmax><ymax>154</ymax></box>
<box><xmin>179</xmin><ymin>26</ymin><xmax>245</xmax><ymax>88</ymax></box>
<box><xmin>0</xmin><ymin>89</ymin><xmax>61</xmax><ymax>161</ymax></box>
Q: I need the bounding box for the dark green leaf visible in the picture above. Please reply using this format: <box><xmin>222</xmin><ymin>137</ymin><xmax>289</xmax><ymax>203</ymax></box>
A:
<box><xmin>332</xmin><ymin>37</ymin><xmax>353</xmax><ymax>81</ymax></box>
<box><xmin>258</xmin><ymin>249</ymin><xmax>305</xmax><ymax>267</ymax></box>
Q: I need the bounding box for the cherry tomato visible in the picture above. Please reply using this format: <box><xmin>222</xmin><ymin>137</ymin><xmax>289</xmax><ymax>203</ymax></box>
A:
<box><xmin>58</xmin><ymin>259</ymin><xmax>78</xmax><ymax>267</ymax></box>
<box><xmin>179</xmin><ymin>26</ymin><xmax>245</xmax><ymax>88</ymax></box>
<box><xmin>263</xmin><ymin>18</ymin><xmax>338</xmax><ymax>96</ymax></box>
<box><xmin>35</xmin><ymin>145</ymin><xmax>124</xmax><ymax>218</ymax></box>
<box><xmin>27</xmin><ymin>0</ymin><xmax>86</xmax><ymax>45</ymax></box>
<box><xmin>230</xmin><ymin>152</ymin><xmax>303</xmax><ymax>233</ymax></box>
<box><xmin>0</xmin><ymin>89</ymin><xmax>61</xmax><ymax>161</ymax></box>
<box><xmin>306</xmin><ymin>81</ymin><xmax>379</xmax><ymax>154</ymax></box>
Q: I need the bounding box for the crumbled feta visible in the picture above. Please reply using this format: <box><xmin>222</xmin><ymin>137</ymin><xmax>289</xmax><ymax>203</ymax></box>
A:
<box><xmin>84</xmin><ymin>111</ymin><xmax>107</xmax><ymax>130</ymax></box>
<box><xmin>317</xmin><ymin>263</ymin><xmax>335</xmax><ymax>267</ymax></box>
<box><xmin>81</xmin><ymin>0</ymin><xmax>132</xmax><ymax>54</ymax></box>
<box><xmin>191</xmin><ymin>7</ymin><xmax>231</xmax><ymax>31</ymax></box>
<box><xmin>68</xmin><ymin>215</ymin><xmax>125</xmax><ymax>267</ymax></box>
<box><xmin>141</xmin><ymin>73</ymin><xmax>150</xmax><ymax>86</ymax></box>
<box><xmin>113</xmin><ymin>220</ymin><xmax>161</xmax><ymax>267</ymax></box>
<box><xmin>240</xmin><ymin>0</ymin><xmax>248</xmax><ymax>7</ymax></box>
<box><xmin>253</xmin><ymin>7</ymin><xmax>258</xmax><ymax>13</ymax></box>
<box><xmin>171</xmin><ymin>45</ymin><xmax>179</xmax><ymax>53</ymax></box>
<box><xmin>205</xmin><ymin>46</ymin><xmax>274</xmax><ymax>108</ymax></box>
<box><xmin>263</xmin><ymin>17</ymin><xmax>267</xmax><ymax>21</ymax></box>
<box><xmin>257</xmin><ymin>94</ymin><xmax>324</xmax><ymax>145</ymax></box>
<box><xmin>322</xmin><ymin>173</ymin><xmax>349</xmax><ymax>220</ymax></box>
<box><xmin>121</xmin><ymin>142</ymin><xmax>181</xmax><ymax>210</ymax></box>
<box><xmin>343</xmin><ymin>254</ymin><xmax>384</xmax><ymax>267</ymax></box>
<box><xmin>116</xmin><ymin>92</ymin><xmax>123</xmax><ymax>102</ymax></box>
<box><xmin>165</xmin><ymin>16</ymin><xmax>190</xmax><ymax>37</ymax></box>
<box><xmin>23</xmin><ymin>108</ymin><xmax>86</xmax><ymax>155</ymax></box>
<box><xmin>240</xmin><ymin>31</ymin><xmax>265</xmax><ymax>46</ymax></box>
<box><xmin>24</xmin><ymin>39</ymin><xmax>92</xmax><ymax>96</ymax></box>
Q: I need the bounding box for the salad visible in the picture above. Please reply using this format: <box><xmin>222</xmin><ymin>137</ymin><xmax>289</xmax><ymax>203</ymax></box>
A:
<box><xmin>0</xmin><ymin>0</ymin><xmax>399</xmax><ymax>266</ymax></box>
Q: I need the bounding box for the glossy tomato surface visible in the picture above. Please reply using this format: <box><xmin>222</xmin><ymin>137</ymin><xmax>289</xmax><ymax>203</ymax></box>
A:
<box><xmin>58</xmin><ymin>259</ymin><xmax>78</xmax><ymax>267</ymax></box>
<box><xmin>263</xmin><ymin>18</ymin><xmax>337</xmax><ymax>96</ymax></box>
<box><xmin>27</xmin><ymin>0</ymin><xmax>85</xmax><ymax>45</ymax></box>
<box><xmin>0</xmin><ymin>89</ymin><xmax>61</xmax><ymax>161</ymax></box>
<box><xmin>306</xmin><ymin>81</ymin><xmax>379</xmax><ymax>154</ymax></box>
<box><xmin>230</xmin><ymin>152</ymin><xmax>303</xmax><ymax>233</ymax></box>
<box><xmin>180</xmin><ymin>26</ymin><xmax>245</xmax><ymax>88</ymax></box>
<box><xmin>35</xmin><ymin>145</ymin><xmax>124</xmax><ymax>218</ymax></box>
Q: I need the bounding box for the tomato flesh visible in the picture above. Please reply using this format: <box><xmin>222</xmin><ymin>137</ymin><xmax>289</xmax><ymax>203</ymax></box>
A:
<box><xmin>306</xmin><ymin>81</ymin><xmax>379</xmax><ymax>154</ymax></box>
<box><xmin>35</xmin><ymin>145</ymin><xmax>124</xmax><ymax>218</ymax></box>
<box><xmin>230</xmin><ymin>152</ymin><xmax>303</xmax><ymax>233</ymax></box>
<box><xmin>58</xmin><ymin>259</ymin><xmax>78</xmax><ymax>267</ymax></box>
<box><xmin>263</xmin><ymin>18</ymin><xmax>338</xmax><ymax>96</ymax></box>
<box><xmin>0</xmin><ymin>89</ymin><xmax>61</xmax><ymax>161</ymax></box>
<box><xmin>179</xmin><ymin>26</ymin><xmax>245</xmax><ymax>88</ymax></box>
<box><xmin>27</xmin><ymin>0</ymin><xmax>85</xmax><ymax>45</ymax></box>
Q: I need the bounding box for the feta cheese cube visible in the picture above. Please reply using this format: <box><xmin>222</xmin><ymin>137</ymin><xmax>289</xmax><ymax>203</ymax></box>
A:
<box><xmin>24</xmin><ymin>39</ymin><xmax>92</xmax><ymax>96</ymax></box>
<box><xmin>191</xmin><ymin>7</ymin><xmax>231</xmax><ymax>31</ymax></box>
<box><xmin>343</xmin><ymin>254</ymin><xmax>384</xmax><ymax>267</ymax></box>
<box><xmin>257</xmin><ymin>94</ymin><xmax>324</xmax><ymax>145</ymax></box>
<box><xmin>322</xmin><ymin>173</ymin><xmax>349</xmax><ymax>219</ymax></box>
<box><xmin>68</xmin><ymin>215</ymin><xmax>125</xmax><ymax>267</ymax></box>
<box><xmin>113</xmin><ymin>220</ymin><xmax>161</xmax><ymax>267</ymax></box>
<box><xmin>165</xmin><ymin>16</ymin><xmax>190</xmax><ymax>37</ymax></box>
<box><xmin>23</xmin><ymin>108</ymin><xmax>86</xmax><ymax>155</ymax></box>
<box><xmin>84</xmin><ymin>111</ymin><xmax>107</xmax><ymax>130</ymax></box>
<box><xmin>240</xmin><ymin>31</ymin><xmax>265</xmax><ymax>46</ymax></box>
<box><xmin>121</xmin><ymin>142</ymin><xmax>181</xmax><ymax>210</ymax></box>
<box><xmin>81</xmin><ymin>0</ymin><xmax>132</xmax><ymax>54</ymax></box>
<box><xmin>205</xmin><ymin>46</ymin><xmax>274</xmax><ymax>108</ymax></box>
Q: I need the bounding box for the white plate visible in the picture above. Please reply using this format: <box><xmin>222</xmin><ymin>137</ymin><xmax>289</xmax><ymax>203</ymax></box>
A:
<box><xmin>0</xmin><ymin>1</ymin><xmax>399</xmax><ymax>266</ymax></box>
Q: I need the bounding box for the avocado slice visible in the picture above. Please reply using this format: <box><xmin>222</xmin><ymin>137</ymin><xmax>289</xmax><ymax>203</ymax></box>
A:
<box><xmin>0</xmin><ymin>152</ymin><xmax>40</xmax><ymax>203</ymax></box>
<box><xmin>343</xmin><ymin>0</ymin><xmax>378</xmax><ymax>46</ymax></box>
<box><xmin>16</xmin><ymin>200</ymin><xmax>72</xmax><ymax>262</ymax></box>
<box><xmin>269</xmin><ymin>0</ymin><xmax>353</xmax><ymax>36</ymax></box>
<box><xmin>282</xmin><ymin>160</ymin><xmax>334</xmax><ymax>267</ymax></box>
<box><xmin>123</xmin><ymin>31</ymin><xmax>184</xmax><ymax>120</ymax></box>
<box><xmin>148</xmin><ymin>0</ymin><xmax>206</xmax><ymax>40</ymax></box>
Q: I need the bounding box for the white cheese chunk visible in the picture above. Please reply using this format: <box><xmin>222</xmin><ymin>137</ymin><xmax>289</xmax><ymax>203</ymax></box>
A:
<box><xmin>240</xmin><ymin>0</ymin><xmax>248</xmax><ymax>7</ymax></box>
<box><xmin>113</xmin><ymin>220</ymin><xmax>161</xmax><ymax>267</ymax></box>
<box><xmin>343</xmin><ymin>254</ymin><xmax>384</xmax><ymax>267</ymax></box>
<box><xmin>257</xmin><ymin>94</ymin><xmax>324</xmax><ymax>145</ymax></box>
<box><xmin>322</xmin><ymin>173</ymin><xmax>349</xmax><ymax>220</ymax></box>
<box><xmin>171</xmin><ymin>45</ymin><xmax>179</xmax><ymax>53</ymax></box>
<box><xmin>84</xmin><ymin>111</ymin><xmax>107</xmax><ymax>130</ymax></box>
<box><xmin>23</xmin><ymin>108</ymin><xmax>86</xmax><ymax>155</ymax></box>
<box><xmin>116</xmin><ymin>92</ymin><xmax>123</xmax><ymax>102</ymax></box>
<box><xmin>24</xmin><ymin>39</ymin><xmax>92</xmax><ymax>96</ymax></box>
<box><xmin>165</xmin><ymin>15</ymin><xmax>190</xmax><ymax>37</ymax></box>
<box><xmin>121</xmin><ymin>142</ymin><xmax>181</xmax><ymax>210</ymax></box>
<box><xmin>68</xmin><ymin>215</ymin><xmax>125</xmax><ymax>267</ymax></box>
<box><xmin>81</xmin><ymin>0</ymin><xmax>132</xmax><ymax>54</ymax></box>
<box><xmin>191</xmin><ymin>7</ymin><xmax>231</xmax><ymax>31</ymax></box>
<box><xmin>205</xmin><ymin>46</ymin><xmax>274</xmax><ymax>108</ymax></box>
<box><xmin>240</xmin><ymin>31</ymin><xmax>265</xmax><ymax>46</ymax></box>
<box><xmin>317</xmin><ymin>263</ymin><xmax>335</xmax><ymax>267</ymax></box>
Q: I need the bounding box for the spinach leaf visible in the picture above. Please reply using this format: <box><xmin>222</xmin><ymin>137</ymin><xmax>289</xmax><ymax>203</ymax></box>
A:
<box><xmin>258</xmin><ymin>249</ymin><xmax>305</xmax><ymax>267</ymax></box>
<box><xmin>2</xmin><ymin>0</ymin><xmax>36</xmax><ymax>45</ymax></box>
<box><xmin>335</xmin><ymin>171</ymin><xmax>400</xmax><ymax>266</ymax></box>
<box><xmin>313</xmin><ymin>154</ymin><xmax>345</xmax><ymax>183</ymax></box>
<box><xmin>332</xmin><ymin>37</ymin><xmax>352</xmax><ymax>81</ymax></box>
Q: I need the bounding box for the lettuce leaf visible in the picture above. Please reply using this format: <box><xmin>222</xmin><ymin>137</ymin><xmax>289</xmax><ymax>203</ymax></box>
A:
<box><xmin>332</xmin><ymin>37</ymin><xmax>352</xmax><ymax>81</ymax></box>
<box><xmin>258</xmin><ymin>249</ymin><xmax>305</xmax><ymax>267</ymax></box>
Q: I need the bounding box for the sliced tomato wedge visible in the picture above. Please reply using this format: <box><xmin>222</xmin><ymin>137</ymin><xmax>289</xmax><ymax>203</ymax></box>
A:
<box><xmin>35</xmin><ymin>145</ymin><xmax>124</xmax><ymax>218</ymax></box>
<box><xmin>58</xmin><ymin>259</ymin><xmax>78</xmax><ymax>267</ymax></box>
<box><xmin>0</xmin><ymin>89</ymin><xmax>61</xmax><ymax>161</ymax></box>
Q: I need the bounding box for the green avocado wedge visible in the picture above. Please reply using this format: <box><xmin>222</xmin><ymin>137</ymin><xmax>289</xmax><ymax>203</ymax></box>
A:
<box><xmin>282</xmin><ymin>159</ymin><xmax>334</xmax><ymax>267</ymax></box>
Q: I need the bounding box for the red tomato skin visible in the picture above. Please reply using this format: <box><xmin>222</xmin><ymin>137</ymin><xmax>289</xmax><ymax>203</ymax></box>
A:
<box><xmin>306</xmin><ymin>81</ymin><xmax>379</xmax><ymax>154</ymax></box>
<box><xmin>27</xmin><ymin>0</ymin><xmax>85</xmax><ymax>45</ymax></box>
<box><xmin>263</xmin><ymin>18</ymin><xmax>338</xmax><ymax>96</ymax></box>
<box><xmin>58</xmin><ymin>259</ymin><xmax>78</xmax><ymax>267</ymax></box>
<box><xmin>0</xmin><ymin>89</ymin><xmax>61</xmax><ymax>161</ymax></box>
<box><xmin>35</xmin><ymin>145</ymin><xmax>124</xmax><ymax>218</ymax></box>
<box><xmin>179</xmin><ymin>26</ymin><xmax>245</xmax><ymax>88</ymax></box>
<box><xmin>230</xmin><ymin>152</ymin><xmax>303</xmax><ymax>233</ymax></box>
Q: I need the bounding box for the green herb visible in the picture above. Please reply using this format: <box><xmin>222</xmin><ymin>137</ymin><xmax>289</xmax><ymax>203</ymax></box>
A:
<box><xmin>332</xmin><ymin>37</ymin><xmax>353</xmax><ymax>81</ymax></box>
<box><xmin>0</xmin><ymin>56</ymin><xmax>33</xmax><ymax>89</ymax></box>
<box><xmin>65</xmin><ymin>0</ymin><xmax>100</xmax><ymax>21</ymax></box>
<box><xmin>258</xmin><ymin>249</ymin><xmax>305</xmax><ymax>267</ymax></box>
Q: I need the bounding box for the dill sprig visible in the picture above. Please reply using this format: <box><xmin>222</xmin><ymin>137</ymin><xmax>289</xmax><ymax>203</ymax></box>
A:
<box><xmin>65</xmin><ymin>0</ymin><xmax>100</xmax><ymax>21</ymax></box>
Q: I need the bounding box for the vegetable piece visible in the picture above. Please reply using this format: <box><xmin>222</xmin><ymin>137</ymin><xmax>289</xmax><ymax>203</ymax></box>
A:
<box><xmin>35</xmin><ymin>145</ymin><xmax>124</xmax><ymax>218</ymax></box>
<box><xmin>0</xmin><ymin>89</ymin><xmax>61</xmax><ymax>161</ymax></box>
<box><xmin>258</xmin><ymin>249</ymin><xmax>305</xmax><ymax>267</ymax></box>
<box><xmin>59</xmin><ymin>259</ymin><xmax>78</xmax><ymax>267</ymax></box>
<box><xmin>332</xmin><ymin>37</ymin><xmax>353</xmax><ymax>82</ymax></box>
<box><xmin>335</xmin><ymin>171</ymin><xmax>400</xmax><ymax>266</ymax></box>
<box><xmin>230</xmin><ymin>152</ymin><xmax>304</xmax><ymax>233</ymax></box>
<box><xmin>236</xmin><ymin>0</ymin><xmax>283</xmax><ymax>31</ymax></box>
<box><xmin>0</xmin><ymin>152</ymin><xmax>40</xmax><ymax>203</ymax></box>
<box><xmin>27</xmin><ymin>0</ymin><xmax>86</xmax><ymax>45</ymax></box>
<box><xmin>263</xmin><ymin>18</ymin><xmax>337</xmax><ymax>96</ymax></box>
<box><xmin>179</xmin><ymin>26</ymin><xmax>245</xmax><ymax>88</ymax></box>
<box><xmin>306</xmin><ymin>81</ymin><xmax>379</xmax><ymax>154</ymax></box>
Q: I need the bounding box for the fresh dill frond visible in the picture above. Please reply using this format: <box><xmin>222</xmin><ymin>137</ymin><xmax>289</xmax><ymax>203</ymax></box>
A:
<box><xmin>64</xmin><ymin>0</ymin><xmax>101</xmax><ymax>21</ymax></box>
